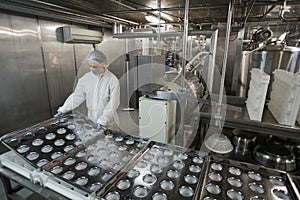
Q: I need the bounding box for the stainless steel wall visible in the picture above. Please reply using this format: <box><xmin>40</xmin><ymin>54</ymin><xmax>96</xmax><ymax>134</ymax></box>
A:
<box><xmin>0</xmin><ymin>11</ymin><xmax>99</xmax><ymax>139</ymax></box>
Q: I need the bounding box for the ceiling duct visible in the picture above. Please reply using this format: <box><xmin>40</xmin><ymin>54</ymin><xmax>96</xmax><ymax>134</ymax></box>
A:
<box><xmin>56</xmin><ymin>26</ymin><xmax>103</xmax><ymax>44</ymax></box>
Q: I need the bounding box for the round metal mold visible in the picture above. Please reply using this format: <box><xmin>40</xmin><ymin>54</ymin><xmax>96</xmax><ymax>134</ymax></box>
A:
<box><xmin>105</xmin><ymin>134</ymin><xmax>114</xmax><ymax>139</ymax></box>
<box><xmin>62</xmin><ymin>171</ymin><xmax>75</xmax><ymax>180</ymax></box>
<box><xmin>208</xmin><ymin>172</ymin><xmax>222</xmax><ymax>182</ymax></box>
<box><xmin>102</xmin><ymin>172</ymin><xmax>113</xmax><ymax>182</ymax></box>
<box><xmin>134</xmin><ymin>186</ymin><xmax>148</xmax><ymax>198</ymax></box>
<box><xmin>23</xmin><ymin>132</ymin><xmax>35</xmax><ymax>140</ymax></box>
<box><xmin>193</xmin><ymin>156</ymin><xmax>204</xmax><ymax>164</ymax></box>
<box><xmin>64</xmin><ymin>158</ymin><xmax>76</xmax><ymax>166</ymax></box>
<box><xmin>89</xmin><ymin>182</ymin><xmax>102</xmax><ymax>192</ymax></box>
<box><xmin>41</xmin><ymin>145</ymin><xmax>53</xmax><ymax>153</ymax></box>
<box><xmin>144</xmin><ymin>153</ymin><xmax>154</xmax><ymax>160</ymax></box>
<box><xmin>45</xmin><ymin>132</ymin><xmax>56</xmax><ymax>140</ymax></box>
<box><xmin>17</xmin><ymin>145</ymin><xmax>30</xmax><ymax>154</ymax></box>
<box><xmin>269</xmin><ymin>176</ymin><xmax>285</xmax><ymax>186</ymax></box>
<box><xmin>26</xmin><ymin>152</ymin><xmax>39</xmax><ymax>161</ymax></box>
<box><xmin>227</xmin><ymin>189</ymin><xmax>244</xmax><ymax>200</ymax></box>
<box><xmin>36</xmin><ymin>159</ymin><xmax>49</xmax><ymax>167</ymax></box>
<box><xmin>64</xmin><ymin>145</ymin><xmax>75</xmax><ymax>152</ymax></box>
<box><xmin>54</xmin><ymin>139</ymin><xmax>65</xmax><ymax>146</ymax></box>
<box><xmin>75</xmin><ymin>162</ymin><xmax>88</xmax><ymax>171</ymax></box>
<box><xmin>160</xmin><ymin>180</ymin><xmax>174</xmax><ymax>190</ymax></box>
<box><xmin>163</xmin><ymin>149</ymin><xmax>173</xmax><ymax>156</ymax></box>
<box><xmin>143</xmin><ymin>174</ymin><xmax>157</xmax><ymax>184</ymax></box>
<box><xmin>67</xmin><ymin>124</ymin><xmax>76</xmax><ymax>130</ymax></box>
<box><xmin>203</xmin><ymin>197</ymin><xmax>217</xmax><ymax>200</ymax></box>
<box><xmin>272</xmin><ymin>189</ymin><xmax>291</xmax><ymax>200</ymax></box>
<box><xmin>248</xmin><ymin>171</ymin><xmax>262</xmax><ymax>181</ymax></box>
<box><xmin>250</xmin><ymin>196</ymin><xmax>265</xmax><ymax>200</ymax></box>
<box><xmin>75</xmin><ymin>176</ymin><xmax>88</xmax><ymax>186</ymax></box>
<box><xmin>150</xmin><ymin>146</ymin><xmax>161</xmax><ymax>152</ymax></box>
<box><xmin>179</xmin><ymin>186</ymin><xmax>194</xmax><ymax>197</ymax></box>
<box><xmin>227</xmin><ymin>177</ymin><xmax>243</xmax><ymax>188</ymax></box>
<box><xmin>210</xmin><ymin>163</ymin><xmax>223</xmax><ymax>171</ymax></box>
<box><xmin>51</xmin><ymin>151</ymin><xmax>63</xmax><ymax>159</ymax></box>
<box><xmin>87</xmin><ymin>155</ymin><xmax>97</xmax><ymax>162</ymax></box>
<box><xmin>74</xmin><ymin>139</ymin><xmax>83</xmax><ymax>146</ymax></box>
<box><xmin>137</xmin><ymin>160</ymin><xmax>148</xmax><ymax>168</ymax></box>
<box><xmin>137</xmin><ymin>142</ymin><xmax>146</xmax><ymax>148</ymax></box>
<box><xmin>129</xmin><ymin>148</ymin><xmax>139</xmax><ymax>154</ymax></box>
<box><xmin>66</xmin><ymin>133</ymin><xmax>76</xmax><ymax>140</ymax></box>
<box><xmin>157</xmin><ymin>156</ymin><xmax>169</xmax><ymax>165</ymax></box>
<box><xmin>106</xmin><ymin>142</ymin><xmax>116</xmax><ymax>148</ymax></box>
<box><xmin>32</xmin><ymin>138</ymin><xmax>44</xmax><ymax>146</ymax></box>
<box><xmin>115</xmin><ymin>136</ymin><xmax>124</xmax><ymax>142</ymax></box>
<box><xmin>151</xmin><ymin>164</ymin><xmax>163</xmax><ymax>174</ymax></box>
<box><xmin>205</xmin><ymin>183</ymin><xmax>221</xmax><ymax>195</ymax></box>
<box><xmin>57</xmin><ymin>128</ymin><xmax>67</xmax><ymax>134</ymax></box>
<box><xmin>105</xmin><ymin>191</ymin><xmax>120</xmax><ymax>200</ymax></box>
<box><xmin>228</xmin><ymin>167</ymin><xmax>242</xmax><ymax>176</ymax></box>
<box><xmin>100</xmin><ymin>159</ymin><xmax>110</xmax><ymax>167</ymax></box>
<box><xmin>8</xmin><ymin>138</ymin><xmax>20</xmax><ymax>147</ymax></box>
<box><xmin>112</xmin><ymin>163</ymin><xmax>123</xmax><ymax>171</ymax></box>
<box><xmin>87</xmin><ymin>167</ymin><xmax>100</xmax><ymax>176</ymax></box>
<box><xmin>109</xmin><ymin>152</ymin><xmax>119</xmax><ymax>158</ymax></box>
<box><xmin>189</xmin><ymin>165</ymin><xmax>201</xmax><ymax>173</ymax></box>
<box><xmin>76</xmin><ymin>150</ymin><xmax>87</xmax><ymax>158</ymax></box>
<box><xmin>167</xmin><ymin>169</ymin><xmax>179</xmax><ymax>179</ymax></box>
<box><xmin>178</xmin><ymin>153</ymin><xmax>188</xmax><ymax>160</ymax></box>
<box><xmin>118</xmin><ymin>145</ymin><xmax>127</xmax><ymax>151</ymax></box>
<box><xmin>152</xmin><ymin>192</ymin><xmax>167</xmax><ymax>200</ymax></box>
<box><xmin>249</xmin><ymin>183</ymin><xmax>265</xmax><ymax>194</ymax></box>
<box><xmin>127</xmin><ymin>169</ymin><xmax>140</xmax><ymax>179</ymax></box>
<box><xmin>51</xmin><ymin>166</ymin><xmax>63</xmax><ymax>174</ymax></box>
<box><xmin>173</xmin><ymin>160</ymin><xmax>185</xmax><ymax>170</ymax></box>
<box><xmin>125</xmin><ymin>139</ymin><xmax>134</xmax><ymax>145</ymax></box>
<box><xmin>184</xmin><ymin>174</ymin><xmax>198</xmax><ymax>184</ymax></box>
<box><xmin>117</xmin><ymin>179</ymin><xmax>131</xmax><ymax>190</ymax></box>
<box><xmin>122</xmin><ymin>155</ymin><xmax>132</xmax><ymax>162</ymax></box>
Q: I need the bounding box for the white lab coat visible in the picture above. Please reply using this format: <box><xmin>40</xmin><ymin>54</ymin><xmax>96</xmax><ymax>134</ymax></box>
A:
<box><xmin>58</xmin><ymin>70</ymin><xmax>120</xmax><ymax>127</ymax></box>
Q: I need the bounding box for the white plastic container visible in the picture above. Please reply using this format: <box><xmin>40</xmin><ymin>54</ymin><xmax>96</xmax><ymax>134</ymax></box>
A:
<box><xmin>246</xmin><ymin>68</ymin><xmax>270</xmax><ymax>121</ymax></box>
<box><xmin>268</xmin><ymin>69</ymin><xmax>300</xmax><ymax>126</ymax></box>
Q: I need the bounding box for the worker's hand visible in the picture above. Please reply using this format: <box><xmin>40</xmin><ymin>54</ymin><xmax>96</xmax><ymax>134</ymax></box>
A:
<box><xmin>97</xmin><ymin>123</ymin><xmax>106</xmax><ymax>131</ymax></box>
<box><xmin>53</xmin><ymin>111</ymin><xmax>63</xmax><ymax>118</ymax></box>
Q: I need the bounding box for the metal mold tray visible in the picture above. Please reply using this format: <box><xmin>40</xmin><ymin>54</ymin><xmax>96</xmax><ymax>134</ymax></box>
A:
<box><xmin>0</xmin><ymin>113</ymin><xmax>148</xmax><ymax>195</ymax></box>
<box><xmin>100</xmin><ymin>141</ymin><xmax>207</xmax><ymax>200</ymax></box>
<box><xmin>199</xmin><ymin>156</ymin><xmax>298</xmax><ymax>200</ymax></box>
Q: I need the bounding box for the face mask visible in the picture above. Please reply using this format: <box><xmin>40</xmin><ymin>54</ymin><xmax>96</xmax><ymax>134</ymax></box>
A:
<box><xmin>90</xmin><ymin>67</ymin><xmax>100</xmax><ymax>75</ymax></box>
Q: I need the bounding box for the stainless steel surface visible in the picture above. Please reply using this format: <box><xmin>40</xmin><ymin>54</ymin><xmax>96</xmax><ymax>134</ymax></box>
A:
<box><xmin>1</xmin><ymin>113</ymin><xmax>148</xmax><ymax>195</ymax></box>
<box><xmin>199</xmin><ymin>156</ymin><xmax>296</xmax><ymax>200</ymax></box>
<box><xmin>232</xmin><ymin>128</ymin><xmax>256</xmax><ymax>153</ymax></box>
<box><xmin>253</xmin><ymin>143</ymin><xmax>297</xmax><ymax>172</ymax></box>
<box><xmin>101</xmin><ymin>141</ymin><xmax>206</xmax><ymax>199</ymax></box>
<box><xmin>0</xmin><ymin>13</ymin><xmax>50</xmax><ymax>134</ymax></box>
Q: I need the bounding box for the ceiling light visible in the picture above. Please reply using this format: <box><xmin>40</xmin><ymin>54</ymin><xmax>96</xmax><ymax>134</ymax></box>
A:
<box><xmin>145</xmin><ymin>15</ymin><xmax>165</xmax><ymax>24</ymax></box>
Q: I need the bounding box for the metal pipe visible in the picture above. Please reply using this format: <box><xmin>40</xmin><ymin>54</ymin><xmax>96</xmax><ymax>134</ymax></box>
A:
<box><xmin>113</xmin><ymin>30</ymin><xmax>216</xmax><ymax>39</ymax></box>
<box><xmin>157</xmin><ymin>0</ymin><xmax>161</xmax><ymax>55</ymax></box>
<box><xmin>278</xmin><ymin>0</ymin><xmax>299</xmax><ymax>22</ymax></box>
<box><xmin>102</xmin><ymin>1</ymin><xmax>292</xmax><ymax>15</ymax></box>
<box><xmin>181</xmin><ymin>0</ymin><xmax>189</xmax><ymax>91</ymax></box>
<box><xmin>3</xmin><ymin>0</ymin><xmax>139</xmax><ymax>25</ymax></box>
<box><xmin>216</xmin><ymin>0</ymin><xmax>234</xmax><ymax>129</ymax></box>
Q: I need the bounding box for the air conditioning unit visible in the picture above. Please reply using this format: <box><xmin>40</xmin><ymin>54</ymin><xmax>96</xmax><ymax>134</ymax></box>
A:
<box><xmin>56</xmin><ymin>26</ymin><xmax>103</xmax><ymax>44</ymax></box>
